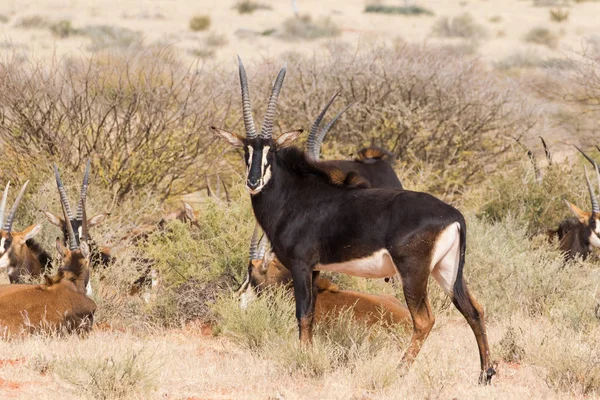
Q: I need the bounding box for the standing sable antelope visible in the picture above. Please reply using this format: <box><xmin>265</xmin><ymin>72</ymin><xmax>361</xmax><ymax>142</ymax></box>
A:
<box><xmin>211</xmin><ymin>57</ymin><xmax>495</xmax><ymax>384</ymax></box>
<box><xmin>41</xmin><ymin>163</ymin><xmax>112</xmax><ymax>293</ymax></box>
<box><xmin>0</xmin><ymin>194</ymin><xmax>95</xmax><ymax>338</ymax></box>
<box><xmin>0</xmin><ymin>181</ymin><xmax>52</xmax><ymax>283</ymax></box>
<box><xmin>306</xmin><ymin>92</ymin><xmax>403</xmax><ymax>189</ymax></box>
<box><xmin>238</xmin><ymin>224</ymin><xmax>412</xmax><ymax>328</ymax></box>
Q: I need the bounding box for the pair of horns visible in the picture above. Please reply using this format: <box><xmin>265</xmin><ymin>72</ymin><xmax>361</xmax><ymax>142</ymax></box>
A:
<box><xmin>238</xmin><ymin>56</ymin><xmax>286</xmax><ymax>140</ymax></box>
<box><xmin>0</xmin><ymin>180</ymin><xmax>30</xmax><ymax>233</ymax></box>
<box><xmin>249</xmin><ymin>223</ymin><xmax>268</xmax><ymax>261</ymax></box>
<box><xmin>54</xmin><ymin>162</ymin><xmax>90</xmax><ymax>250</ymax></box>
<box><xmin>577</xmin><ymin>145</ymin><xmax>600</xmax><ymax>214</ymax></box>
<box><xmin>306</xmin><ymin>92</ymin><xmax>356</xmax><ymax>161</ymax></box>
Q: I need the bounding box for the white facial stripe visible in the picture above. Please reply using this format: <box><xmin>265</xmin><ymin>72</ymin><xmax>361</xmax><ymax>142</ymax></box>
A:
<box><xmin>246</xmin><ymin>145</ymin><xmax>272</xmax><ymax>194</ymax></box>
<box><xmin>78</xmin><ymin>226</ymin><xmax>83</xmax><ymax>240</ymax></box>
<box><xmin>247</xmin><ymin>146</ymin><xmax>254</xmax><ymax>175</ymax></box>
<box><xmin>0</xmin><ymin>238</ymin><xmax>5</xmax><ymax>255</ymax></box>
<box><xmin>0</xmin><ymin>252</ymin><xmax>9</xmax><ymax>269</ymax></box>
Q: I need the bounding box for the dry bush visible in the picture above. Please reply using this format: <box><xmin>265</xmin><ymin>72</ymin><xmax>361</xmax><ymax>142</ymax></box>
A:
<box><xmin>0</xmin><ymin>14</ymin><xmax>9</xmax><ymax>24</ymax></box>
<box><xmin>189</xmin><ymin>15</ymin><xmax>211</xmax><ymax>31</ymax></box>
<box><xmin>549</xmin><ymin>8</ymin><xmax>569</xmax><ymax>22</ymax></box>
<box><xmin>364</xmin><ymin>4</ymin><xmax>434</xmax><ymax>15</ymax></box>
<box><xmin>234</xmin><ymin>0</ymin><xmax>272</xmax><ymax>14</ymax></box>
<box><xmin>79</xmin><ymin>25</ymin><xmax>143</xmax><ymax>50</ymax></box>
<box><xmin>534</xmin><ymin>0</ymin><xmax>568</xmax><ymax>5</ymax></box>
<box><xmin>0</xmin><ymin>46</ymin><xmax>229</xmax><ymax>201</ymax></box>
<box><xmin>431</xmin><ymin>12</ymin><xmax>488</xmax><ymax>39</ymax></box>
<box><xmin>15</xmin><ymin>15</ymin><xmax>49</xmax><ymax>29</ymax></box>
<box><xmin>49</xmin><ymin>20</ymin><xmax>78</xmax><ymax>38</ymax></box>
<box><xmin>280</xmin><ymin>14</ymin><xmax>340</xmax><ymax>41</ymax></box>
<box><xmin>204</xmin><ymin>32</ymin><xmax>228</xmax><ymax>47</ymax></box>
<box><xmin>524</xmin><ymin>27</ymin><xmax>559</xmax><ymax>49</ymax></box>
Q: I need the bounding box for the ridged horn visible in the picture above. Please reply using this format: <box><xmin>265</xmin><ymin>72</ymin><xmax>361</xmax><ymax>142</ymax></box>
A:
<box><xmin>575</xmin><ymin>146</ymin><xmax>600</xmax><ymax>173</ymax></box>
<box><xmin>540</xmin><ymin>137</ymin><xmax>552</xmax><ymax>165</ymax></box>
<box><xmin>584</xmin><ymin>165</ymin><xmax>599</xmax><ymax>214</ymax></box>
<box><xmin>76</xmin><ymin>160</ymin><xmax>91</xmax><ymax>222</ymax></box>
<box><xmin>259</xmin><ymin>65</ymin><xmax>287</xmax><ymax>139</ymax></box>
<box><xmin>0</xmin><ymin>182</ymin><xmax>10</xmax><ymax>230</ymax></box>
<box><xmin>257</xmin><ymin>233</ymin><xmax>269</xmax><ymax>260</ymax></box>
<box><xmin>61</xmin><ymin>194</ymin><xmax>78</xmax><ymax>251</ymax></box>
<box><xmin>237</xmin><ymin>56</ymin><xmax>257</xmax><ymax>139</ymax></box>
<box><xmin>306</xmin><ymin>92</ymin><xmax>340</xmax><ymax>160</ymax></box>
<box><xmin>81</xmin><ymin>193</ymin><xmax>88</xmax><ymax>244</ymax></box>
<box><xmin>3</xmin><ymin>181</ymin><xmax>29</xmax><ymax>233</ymax></box>
<box><xmin>249</xmin><ymin>223</ymin><xmax>260</xmax><ymax>260</ymax></box>
<box><xmin>54</xmin><ymin>164</ymin><xmax>74</xmax><ymax>222</ymax></box>
<box><xmin>314</xmin><ymin>100</ymin><xmax>357</xmax><ymax>158</ymax></box>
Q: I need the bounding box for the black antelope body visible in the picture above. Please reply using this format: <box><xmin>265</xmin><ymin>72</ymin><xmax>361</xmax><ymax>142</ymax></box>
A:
<box><xmin>238</xmin><ymin>224</ymin><xmax>412</xmax><ymax>328</ymax></box>
<box><xmin>41</xmin><ymin>163</ymin><xmax>112</xmax><ymax>294</ymax></box>
<box><xmin>306</xmin><ymin>92</ymin><xmax>403</xmax><ymax>189</ymax></box>
<box><xmin>211</xmin><ymin>57</ymin><xmax>495</xmax><ymax>384</ymax></box>
<box><xmin>0</xmin><ymin>195</ymin><xmax>95</xmax><ymax>337</ymax></box>
<box><xmin>0</xmin><ymin>181</ymin><xmax>52</xmax><ymax>283</ymax></box>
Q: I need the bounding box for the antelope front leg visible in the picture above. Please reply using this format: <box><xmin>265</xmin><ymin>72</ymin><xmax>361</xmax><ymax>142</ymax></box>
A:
<box><xmin>290</xmin><ymin>262</ymin><xmax>318</xmax><ymax>344</ymax></box>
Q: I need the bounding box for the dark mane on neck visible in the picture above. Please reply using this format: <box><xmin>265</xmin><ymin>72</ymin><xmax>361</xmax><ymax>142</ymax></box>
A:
<box><xmin>276</xmin><ymin>147</ymin><xmax>371</xmax><ymax>189</ymax></box>
<box><xmin>25</xmin><ymin>239</ymin><xmax>52</xmax><ymax>270</ymax></box>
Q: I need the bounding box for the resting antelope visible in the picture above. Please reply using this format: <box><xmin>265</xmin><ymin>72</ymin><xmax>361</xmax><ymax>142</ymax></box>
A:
<box><xmin>0</xmin><ymin>194</ymin><xmax>95</xmax><ymax>338</ymax></box>
<box><xmin>41</xmin><ymin>163</ymin><xmax>112</xmax><ymax>293</ymax></box>
<box><xmin>238</xmin><ymin>224</ymin><xmax>411</xmax><ymax>328</ymax></box>
<box><xmin>306</xmin><ymin>92</ymin><xmax>403</xmax><ymax>189</ymax></box>
<box><xmin>0</xmin><ymin>181</ymin><xmax>52</xmax><ymax>283</ymax></box>
<box><xmin>211</xmin><ymin>58</ymin><xmax>495</xmax><ymax>384</ymax></box>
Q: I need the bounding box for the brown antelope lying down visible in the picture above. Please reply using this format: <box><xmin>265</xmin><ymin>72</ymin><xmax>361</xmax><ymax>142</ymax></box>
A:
<box><xmin>550</xmin><ymin>164</ymin><xmax>600</xmax><ymax>261</ymax></box>
<box><xmin>238</xmin><ymin>225</ymin><xmax>411</xmax><ymax>328</ymax></box>
<box><xmin>0</xmin><ymin>181</ymin><xmax>52</xmax><ymax>283</ymax></box>
<box><xmin>0</xmin><ymin>196</ymin><xmax>96</xmax><ymax>338</ymax></box>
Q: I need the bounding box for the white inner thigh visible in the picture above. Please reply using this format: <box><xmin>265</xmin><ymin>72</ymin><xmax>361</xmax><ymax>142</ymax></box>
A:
<box><xmin>430</xmin><ymin>222</ymin><xmax>461</xmax><ymax>296</ymax></box>
<box><xmin>316</xmin><ymin>249</ymin><xmax>397</xmax><ymax>279</ymax></box>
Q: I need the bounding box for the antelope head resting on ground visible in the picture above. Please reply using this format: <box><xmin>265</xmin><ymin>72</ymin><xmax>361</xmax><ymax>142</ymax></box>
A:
<box><xmin>211</xmin><ymin>57</ymin><xmax>495</xmax><ymax>384</ymax></box>
<box><xmin>0</xmin><ymin>193</ymin><xmax>96</xmax><ymax>338</ymax></box>
<box><xmin>238</xmin><ymin>224</ymin><xmax>412</xmax><ymax>328</ymax></box>
<box><xmin>306</xmin><ymin>92</ymin><xmax>403</xmax><ymax>189</ymax></box>
<box><xmin>41</xmin><ymin>163</ymin><xmax>112</xmax><ymax>294</ymax></box>
<box><xmin>0</xmin><ymin>181</ymin><xmax>52</xmax><ymax>283</ymax></box>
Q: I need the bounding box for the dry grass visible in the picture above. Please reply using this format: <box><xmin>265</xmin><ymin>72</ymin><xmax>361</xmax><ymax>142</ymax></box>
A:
<box><xmin>431</xmin><ymin>12</ymin><xmax>488</xmax><ymax>39</ymax></box>
<box><xmin>524</xmin><ymin>27</ymin><xmax>560</xmax><ymax>49</ymax></box>
<box><xmin>279</xmin><ymin>14</ymin><xmax>340</xmax><ymax>41</ymax></box>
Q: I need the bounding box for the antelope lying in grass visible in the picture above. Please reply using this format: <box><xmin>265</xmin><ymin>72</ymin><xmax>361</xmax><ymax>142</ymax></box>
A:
<box><xmin>211</xmin><ymin>58</ymin><xmax>495</xmax><ymax>384</ymax></box>
<box><xmin>41</xmin><ymin>163</ymin><xmax>112</xmax><ymax>294</ymax></box>
<box><xmin>0</xmin><ymin>181</ymin><xmax>52</xmax><ymax>283</ymax></box>
<box><xmin>0</xmin><ymin>196</ymin><xmax>95</xmax><ymax>338</ymax></box>
<box><xmin>306</xmin><ymin>92</ymin><xmax>403</xmax><ymax>189</ymax></box>
<box><xmin>238</xmin><ymin>224</ymin><xmax>411</xmax><ymax>328</ymax></box>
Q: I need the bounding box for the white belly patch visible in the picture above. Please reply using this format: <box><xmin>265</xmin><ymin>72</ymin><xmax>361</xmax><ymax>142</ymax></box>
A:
<box><xmin>316</xmin><ymin>249</ymin><xmax>397</xmax><ymax>279</ymax></box>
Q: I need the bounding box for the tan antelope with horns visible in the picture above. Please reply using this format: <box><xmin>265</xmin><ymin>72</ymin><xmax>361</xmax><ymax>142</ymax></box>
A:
<box><xmin>0</xmin><ymin>181</ymin><xmax>52</xmax><ymax>283</ymax></box>
<box><xmin>238</xmin><ymin>224</ymin><xmax>412</xmax><ymax>328</ymax></box>
<box><xmin>0</xmin><ymin>191</ymin><xmax>95</xmax><ymax>338</ymax></box>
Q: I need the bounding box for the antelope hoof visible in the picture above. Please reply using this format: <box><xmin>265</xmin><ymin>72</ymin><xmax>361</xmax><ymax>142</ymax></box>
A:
<box><xmin>479</xmin><ymin>367</ymin><xmax>496</xmax><ymax>385</ymax></box>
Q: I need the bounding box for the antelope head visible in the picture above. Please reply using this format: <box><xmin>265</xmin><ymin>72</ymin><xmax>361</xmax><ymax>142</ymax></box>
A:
<box><xmin>0</xmin><ymin>181</ymin><xmax>44</xmax><ymax>282</ymax></box>
<box><xmin>40</xmin><ymin>161</ymin><xmax>109</xmax><ymax>245</ymax></box>
<box><xmin>564</xmin><ymin>165</ymin><xmax>600</xmax><ymax>248</ymax></box>
<box><xmin>211</xmin><ymin>56</ymin><xmax>302</xmax><ymax>195</ymax></box>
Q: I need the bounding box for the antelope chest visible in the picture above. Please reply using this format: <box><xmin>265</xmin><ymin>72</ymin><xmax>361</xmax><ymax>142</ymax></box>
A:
<box><xmin>316</xmin><ymin>249</ymin><xmax>397</xmax><ymax>279</ymax></box>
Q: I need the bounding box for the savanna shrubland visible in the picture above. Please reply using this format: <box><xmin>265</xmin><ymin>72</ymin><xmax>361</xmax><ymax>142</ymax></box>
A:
<box><xmin>0</xmin><ymin>41</ymin><xmax>599</xmax><ymax>398</ymax></box>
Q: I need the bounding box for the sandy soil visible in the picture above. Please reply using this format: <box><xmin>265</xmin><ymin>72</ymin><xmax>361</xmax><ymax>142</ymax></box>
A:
<box><xmin>0</xmin><ymin>0</ymin><xmax>599</xmax><ymax>64</ymax></box>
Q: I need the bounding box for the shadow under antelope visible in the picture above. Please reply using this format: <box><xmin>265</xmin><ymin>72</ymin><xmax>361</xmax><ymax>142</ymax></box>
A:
<box><xmin>0</xmin><ymin>193</ymin><xmax>96</xmax><ymax>338</ymax></box>
<box><xmin>237</xmin><ymin>224</ymin><xmax>412</xmax><ymax>328</ymax></box>
<box><xmin>0</xmin><ymin>181</ymin><xmax>52</xmax><ymax>283</ymax></box>
<box><xmin>212</xmin><ymin>57</ymin><xmax>495</xmax><ymax>384</ymax></box>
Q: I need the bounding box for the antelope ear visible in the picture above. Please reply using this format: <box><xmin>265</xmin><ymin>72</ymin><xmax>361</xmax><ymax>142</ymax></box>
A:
<box><xmin>564</xmin><ymin>200</ymin><xmax>590</xmax><ymax>223</ymax></box>
<box><xmin>210</xmin><ymin>127</ymin><xmax>245</xmax><ymax>148</ymax></box>
<box><xmin>56</xmin><ymin>238</ymin><xmax>68</xmax><ymax>258</ymax></box>
<box><xmin>40</xmin><ymin>210</ymin><xmax>64</xmax><ymax>228</ymax></box>
<box><xmin>80</xmin><ymin>240</ymin><xmax>90</xmax><ymax>258</ymax></box>
<box><xmin>22</xmin><ymin>224</ymin><xmax>42</xmax><ymax>241</ymax></box>
<box><xmin>88</xmin><ymin>213</ymin><xmax>109</xmax><ymax>228</ymax></box>
<box><xmin>275</xmin><ymin>130</ymin><xmax>303</xmax><ymax>148</ymax></box>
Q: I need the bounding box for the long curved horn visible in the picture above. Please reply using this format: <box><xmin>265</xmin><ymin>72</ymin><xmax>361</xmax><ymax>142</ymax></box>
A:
<box><xmin>0</xmin><ymin>182</ymin><xmax>10</xmax><ymax>230</ymax></box>
<box><xmin>61</xmin><ymin>194</ymin><xmax>78</xmax><ymax>250</ymax></box>
<box><xmin>595</xmin><ymin>160</ymin><xmax>600</xmax><ymax>214</ymax></box>
<box><xmin>257</xmin><ymin>233</ymin><xmax>269</xmax><ymax>260</ymax></box>
<box><xmin>237</xmin><ymin>56</ymin><xmax>257</xmax><ymax>139</ymax></box>
<box><xmin>259</xmin><ymin>66</ymin><xmax>287</xmax><ymax>139</ymax></box>
<box><xmin>584</xmin><ymin>165</ymin><xmax>599</xmax><ymax>214</ymax></box>
<box><xmin>54</xmin><ymin>164</ymin><xmax>74</xmax><ymax>222</ymax></box>
<box><xmin>576</xmin><ymin>146</ymin><xmax>600</xmax><ymax>172</ymax></box>
<box><xmin>249</xmin><ymin>223</ymin><xmax>260</xmax><ymax>260</ymax></box>
<box><xmin>3</xmin><ymin>181</ymin><xmax>29</xmax><ymax>233</ymax></box>
<box><xmin>81</xmin><ymin>194</ymin><xmax>88</xmax><ymax>244</ymax></box>
<box><xmin>315</xmin><ymin>100</ymin><xmax>357</xmax><ymax>157</ymax></box>
<box><xmin>76</xmin><ymin>160</ymin><xmax>91</xmax><ymax>222</ymax></box>
<box><xmin>306</xmin><ymin>92</ymin><xmax>340</xmax><ymax>160</ymax></box>
<box><xmin>540</xmin><ymin>137</ymin><xmax>552</xmax><ymax>165</ymax></box>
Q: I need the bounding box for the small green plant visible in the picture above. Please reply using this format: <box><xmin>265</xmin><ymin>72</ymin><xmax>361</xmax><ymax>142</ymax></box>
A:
<box><xmin>49</xmin><ymin>20</ymin><xmax>78</xmax><ymax>38</ymax></box>
<box><xmin>280</xmin><ymin>14</ymin><xmax>340</xmax><ymax>40</ymax></box>
<box><xmin>524</xmin><ymin>26</ymin><xmax>559</xmax><ymax>48</ymax></box>
<box><xmin>189</xmin><ymin>15</ymin><xmax>211</xmax><ymax>31</ymax></box>
<box><xmin>364</xmin><ymin>4</ymin><xmax>434</xmax><ymax>16</ymax></box>
<box><xmin>549</xmin><ymin>8</ymin><xmax>569</xmax><ymax>22</ymax></box>
<box><xmin>431</xmin><ymin>13</ymin><xmax>488</xmax><ymax>39</ymax></box>
<box><xmin>234</xmin><ymin>0</ymin><xmax>272</xmax><ymax>14</ymax></box>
